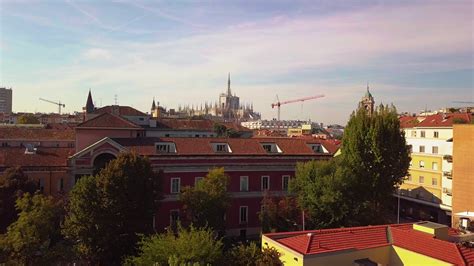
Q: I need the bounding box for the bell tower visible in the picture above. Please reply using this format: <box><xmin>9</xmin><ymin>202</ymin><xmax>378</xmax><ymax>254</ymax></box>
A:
<box><xmin>359</xmin><ymin>83</ymin><xmax>375</xmax><ymax>115</ymax></box>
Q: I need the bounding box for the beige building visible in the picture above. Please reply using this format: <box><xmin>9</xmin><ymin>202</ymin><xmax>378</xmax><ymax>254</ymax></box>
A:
<box><xmin>0</xmin><ymin>87</ymin><xmax>13</xmax><ymax>114</ymax></box>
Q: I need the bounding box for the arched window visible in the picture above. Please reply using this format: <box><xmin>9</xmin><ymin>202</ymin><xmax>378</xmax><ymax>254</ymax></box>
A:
<box><xmin>93</xmin><ymin>153</ymin><xmax>116</xmax><ymax>174</ymax></box>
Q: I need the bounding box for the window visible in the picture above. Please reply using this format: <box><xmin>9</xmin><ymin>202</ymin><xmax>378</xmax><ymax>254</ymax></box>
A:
<box><xmin>156</xmin><ymin>142</ymin><xmax>176</xmax><ymax>153</ymax></box>
<box><xmin>432</xmin><ymin>178</ymin><xmax>437</xmax><ymax>186</ymax></box>
<box><xmin>411</xmin><ymin>131</ymin><xmax>417</xmax><ymax>137</ymax></box>
<box><xmin>38</xmin><ymin>178</ymin><xmax>44</xmax><ymax>192</ymax></box>
<box><xmin>170</xmin><ymin>210</ymin><xmax>180</xmax><ymax>228</ymax></box>
<box><xmin>407</xmin><ymin>175</ymin><xmax>412</xmax><ymax>182</ymax></box>
<box><xmin>239</xmin><ymin>206</ymin><xmax>248</xmax><ymax>224</ymax></box>
<box><xmin>282</xmin><ymin>175</ymin><xmax>290</xmax><ymax>191</ymax></box>
<box><xmin>434</xmin><ymin>131</ymin><xmax>439</xmax><ymax>138</ymax></box>
<box><xmin>419</xmin><ymin>160</ymin><xmax>425</xmax><ymax>168</ymax></box>
<box><xmin>408</xmin><ymin>145</ymin><xmax>413</xmax><ymax>153</ymax></box>
<box><xmin>308</xmin><ymin>144</ymin><xmax>325</xmax><ymax>153</ymax></box>
<box><xmin>240</xmin><ymin>176</ymin><xmax>249</xmax><ymax>192</ymax></box>
<box><xmin>261</xmin><ymin>143</ymin><xmax>282</xmax><ymax>153</ymax></box>
<box><xmin>57</xmin><ymin>178</ymin><xmax>64</xmax><ymax>192</ymax></box>
<box><xmin>432</xmin><ymin>162</ymin><xmax>438</xmax><ymax>171</ymax></box>
<box><xmin>171</xmin><ymin>178</ymin><xmax>180</xmax><ymax>193</ymax></box>
<box><xmin>261</xmin><ymin>176</ymin><xmax>269</xmax><ymax>191</ymax></box>
<box><xmin>432</xmin><ymin>146</ymin><xmax>438</xmax><ymax>154</ymax></box>
<box><xmin>419</xmin><ymin>176</ymin><xmax>424</xmax><ymax>183</ymax></box>
<box><xmin>420</xmin><ymin>131</ymin><xmax>426</xmax><ymax>138</ymax></box>
<box><xmin>212</xmin><ymin>143</ymin><xmax>231</xmax><ymax>153</ymax></box>
<box><xmin>195</xmin><ymin>177</ymin><xmax>204</xmax><ymax>186</ymax></box>
<box><xmin>419</xmin><ymin>146</ymin><xmax>425</xmax><ymax>153</ymax></box>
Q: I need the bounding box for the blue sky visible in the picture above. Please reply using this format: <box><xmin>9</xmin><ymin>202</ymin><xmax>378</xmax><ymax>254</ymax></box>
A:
<box><xmin>0</xmin><ymin>0</ymin><xmax>472</xmax><ymax>124</ymax></box>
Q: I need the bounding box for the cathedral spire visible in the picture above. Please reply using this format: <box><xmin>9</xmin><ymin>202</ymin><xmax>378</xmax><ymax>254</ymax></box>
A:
<box><xmin>85</xmin><ymin>89</ymin><xmax>95</xmax><ymax>113</ymax></box>
<box><xmin>227</xmin><ymin>72</ymin><xmax>231</xmax><ymax>96</ymax></box>
<box><xmin>151</xmin><ymin>97</ymin><xmax>156</xmax><ymax>111</ymax></box>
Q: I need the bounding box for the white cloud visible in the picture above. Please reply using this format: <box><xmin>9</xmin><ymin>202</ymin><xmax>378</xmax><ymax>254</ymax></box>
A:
<box><xmin>9</xmin><ymin>1</ymin><xmax>473</xmax><ymax>124</ymax></box>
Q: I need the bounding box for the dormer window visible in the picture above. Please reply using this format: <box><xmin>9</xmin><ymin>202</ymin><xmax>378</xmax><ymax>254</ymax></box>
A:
<box><xmin>261</xmin><ymin>143</ymin><xmax>282</xmax><ymax>153</ymax></box>
<box><xmin>155</xmin><ymin>142</ymin><xmax>176</xmax><ymax>154</ymax></box>
<box><xmin>212</xmin><ymin>143</ymin><xmax>232</xmax><ymax>153</ymax></box>
<box><xmin>308</xmin><ymin>143</ymin><xmax>328</xmax><ymax>153</ymax></box>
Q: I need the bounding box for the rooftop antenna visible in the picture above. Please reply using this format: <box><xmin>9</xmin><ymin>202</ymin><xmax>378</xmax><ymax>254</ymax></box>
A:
<box><xmin>114</xmin><ymin>94</ymin><xmax>118</xmax><ymax>105</ymax></box>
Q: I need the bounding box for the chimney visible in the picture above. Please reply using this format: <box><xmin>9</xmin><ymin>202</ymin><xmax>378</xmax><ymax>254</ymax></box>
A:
<box><xmin>413</xmin><ymin>222</ymin><xmax>449</xmax><ymax>241</ymax></box>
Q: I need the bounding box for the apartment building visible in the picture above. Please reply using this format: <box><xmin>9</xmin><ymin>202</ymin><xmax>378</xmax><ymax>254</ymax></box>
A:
<box><xmin>400</xmin><ymin>113</ymin><xmax>472</xmax><ymax>224</ymax></box>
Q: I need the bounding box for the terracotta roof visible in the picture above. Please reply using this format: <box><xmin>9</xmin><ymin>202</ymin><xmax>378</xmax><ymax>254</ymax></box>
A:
<box><xmin>0</xmin><ymin>147</ymin><xmax>74</xmax><ymax>167</ymax></box>
<box><xmin>416</xmin><ymin>113</ymin><xmax>472</xmax><ymax>127</ymax></box>
<box><xmin>391</xmin><ymin>226</ymin><xmax>466</xmax><ymax>265</ymax></box>
<box><xmin>77</xmin><ymin>113</ymin><xmax>142</xmax><ymax>129</ymax></box>
<box><xmin>399</xmin><ymin>116</ymin><xmax>420</xmax><ymax>128</ymax></box>
<box><xmin>93</xmin><ymin>105</ymin><xmax>147</xmax><ymax>116</ymax></box>
<box><xmin>265</xmin><ymin>223</ymin><xmax>474</xmax><ymax>265</ymax></box>
<box><xmin>111</xmin><ymin>137</ymin><xmax>336</xmax><ymax>156</ymax></box>
<box><xmin>0</xmin><ymin>127</ymin><xmax>75</xmax><ymax>140</ymax></box>
<box><xmin>153</xmin><ymin>119</ymin><xmax>251</xmax><ymax>132</ymax></box>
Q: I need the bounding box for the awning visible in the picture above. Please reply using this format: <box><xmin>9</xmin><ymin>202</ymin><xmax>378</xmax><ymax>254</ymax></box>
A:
<box><xmin>454</xmin><ymin>211</ymin><xmax>474</xmax><ymax>218</ymax></box>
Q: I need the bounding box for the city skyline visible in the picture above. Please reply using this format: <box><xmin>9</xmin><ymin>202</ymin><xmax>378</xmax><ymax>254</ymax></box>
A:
<box><xmin>1</xmin><ymin>0</ymin><xmax>473</xmax><ymax>124</ymax></box>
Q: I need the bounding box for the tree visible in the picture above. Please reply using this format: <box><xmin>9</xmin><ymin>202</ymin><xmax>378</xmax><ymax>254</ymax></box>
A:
<box><xmin>290</xmin><ymin>104</ymin><xmax>410</xmax><ymax>228</ymax></box>
<box><xmin>180</xmin><ymin>168</ymin><xmax>230</xmax><ymax>232</ymax></box>
<box><xmin>339</xmin><ymin>105</ymin><xmax>410</xmax><ymax>225</ymax></box>
<box><xmin>0</xmin><ymin>167</ymin><xmax>37</xmax><ymax>232</ymax></box>
<box><xmin>226</xmin><ymin>242</ymin><xmax>282</xmax><ymax>266</ymax></box>
<box><xmin>259</xmin><ymin>191</ymin><xmax>300</xmax><ymax>233</ymax></box>
<box><xmin>63</xmin><ymin>153</ymin><xmax>161</xmax><ymax>265</ymax></box>
<box><xmin>125</xmin><ymin>225</ymin><xmax>224</xmax><ymax>266</ymax></box>
<box><xmin>0</xmin><ymin>193</ymin><xmax>63</xmax><ymax>265</ymax></box>
<box><xmin>290</xmin><ymin>159</ymin><xmax>348</xmax><ymax>229</ymax></box>
<box><xmin>213</xmin><ymin>123</ymin><xmax>228</xmax><ymax>137</ymax></box>
<box><xmin>17</xmin><ymin>114</ymin><xmax>40</xmax><ymax>124</ymax></box>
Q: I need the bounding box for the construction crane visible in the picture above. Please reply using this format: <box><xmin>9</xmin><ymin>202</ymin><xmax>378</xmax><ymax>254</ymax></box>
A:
<box><xmin>39</xmin><ymin>98</ymin><xmax>65</xmax><ymax>114</ymax></box>
<box><xmin>271</xmin><ymin>94</ymin><xmax>325</xmax><ymax>121</ymax></box>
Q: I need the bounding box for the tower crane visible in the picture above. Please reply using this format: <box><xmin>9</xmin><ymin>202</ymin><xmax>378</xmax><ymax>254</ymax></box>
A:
<box><xmin>271</xmin><ymin>94</ymin><xmax>325</xmax><ymax>121</ymax></box>
<box><xmin>39</xmin><ymin>98</ymin><xmax>65</xmax><ymax>114</ymax></box>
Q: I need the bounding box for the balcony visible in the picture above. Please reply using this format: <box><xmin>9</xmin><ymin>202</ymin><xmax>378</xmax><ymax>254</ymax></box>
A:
<box><xmin>443</xmin><ymin>171</ymin><xmax>452</xmax><ymax>179</ymax></box>
<box><xmin>443</xmin><ymin>155</ymin><xmax>453</xmax><ymax>163</ymax></box>
<box><xmin>443</xmin><ymin>187</ymin><xmax>452</xmax><ymax>196</ymax></box>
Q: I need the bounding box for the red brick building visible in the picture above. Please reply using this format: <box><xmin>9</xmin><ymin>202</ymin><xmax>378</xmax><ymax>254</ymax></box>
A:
<box><xmin>68</xmin><ymin>136</ymin><xmax>338</xmax><ymax>236</ymax></box>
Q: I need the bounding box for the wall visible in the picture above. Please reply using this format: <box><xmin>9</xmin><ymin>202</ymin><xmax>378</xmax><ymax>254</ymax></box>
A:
<box><xmin>452</xmin><ymin>124</ymin><xmax>474</xmax><ymax>227</ymax></box>
<box><xmin>75</xmin><ymin>128</ymin><xmax>140</xmax><ymax>151</ymax></box>
<box><xmin>389</xmin><ymin>246</ymin><xmax>452</xmax><ymax>266</ymax></box>
<box><xmin>261</xmin><ymin>235</ymin><xmax>304</xmax><ymax>266</ymax></box>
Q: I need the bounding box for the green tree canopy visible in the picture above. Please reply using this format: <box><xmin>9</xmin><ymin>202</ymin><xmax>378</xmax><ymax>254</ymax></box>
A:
<box><xmin>259</xmin><ymin>192</ymin><xmax>300</xmax><ymax>233</ymax></box>
<box><xmin>63</xmin><ymin>152</ymin><xmax>161</xmax><ymax>265</ymax></box>
<box><xmin>290</xmin><ymin>159</ymin><xmax>348</xmax><ymax>229</ymax></box>
<box><xmin>0</xmin><ymin>193</ymin><xmax>62</xmax><ymax>265</ymax></box>
<box><xmin>17</xmin><ymin>114</ymin><xmax>40</xmax><ymax>124</ymax></box>
<box><xmin>340</xmin><ymin>105</ymin><xmax>410</xmax><ymax>225</ymax></box>
<box><xmin>226</xmin><ymin>242</ymin><xmax>282</xmax><ymax>266</ymax></box>
<box><xmin>180</xmin><ymin>168</ymin><xmax>230</xmax><ymax>232</ymax></box>
<box><xmin>0</xmin><ymin>167</ymin><xmax>37</xmax><ymax>232</ymax></box>
<box><xmin>125</xmin><ymin>225</ymin><xmax>224</xmax><ymax>266</ymax></box>
<box><xmin>290</xmin><ymin>104</ymin><xmax>410</xmax><ymax>228</ymax></box>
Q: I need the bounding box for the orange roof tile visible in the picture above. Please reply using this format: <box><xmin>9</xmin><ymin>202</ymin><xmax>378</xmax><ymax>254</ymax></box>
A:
<box><xmin>0</xmin><ymin>127</ymin><xmax>75</xmax><ymax>140</ymax></box>
<box><xmin>77</xmin><ymin>113</ymin><xmax>142</xmax><ymax>129</ymax></box>
<box><xmin>112</xmin><ymin>137</ymin><xmax>336</xmax><ymax>156</ymax></box>
<box><xmin>265</xmin><ymin>223</ymin><xmax>473</xmax><ymax>265</ymax></box>
<box><xmin>154</xmin><ymin>119</ymin><xmax>251</xmax><ymax>132</ymax></box>
<box><xmin>399</xmin><ymin>116</ymin><xmax>420</xmax><ymax>128</ymax></box>
<box><xmin>0</xmin><ymin>147</ymin><xmax>74</xmax><ymax>167</ymax></box>
<box><xmin>94</xmin><ymin>105</ymin><xmax>147</xmax><ymax>116</ymax></box>
<box><xmin>416</xmin><ymin>113</ymin><xmax>472</xmax><ymax>127</ymax></box>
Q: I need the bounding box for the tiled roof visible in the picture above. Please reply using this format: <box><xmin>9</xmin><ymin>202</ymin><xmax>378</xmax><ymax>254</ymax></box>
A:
<box><xmin>265</xmin><ymin>223</ymin><xmax>474</xmax><ymax>265</ymax></box>
<box><xmin>94</xmin><ymin>105</ymin><xmax>147</xmax><ymax>116</ymax></box>
<box><xmin>391</xmin><ymin>226</ymin><xmax>466</xmax><ymax>265</ymax></box>
<box><xmin>153</xmin><ymin>119</ymin><xmax>251</xmax><ymax>132</ymax></box>
<box><xmin>399</xmin><ymin>116</ymin><xmax>420</xmax><ymax>128</ymax></box>
<box><xmin>111</xmin><ymin>137</ymin><xmax>336</xmax><ymax>156</ymax></box>
<box><xmin>0</xmin><ymin>127</ymin><xmax>75</xmax><ymax>140</ymax></box>
<box><xmin>416</xmin><ymin>113</ymin><xmax>472</xmax><ymax>127</ymax></box>
<box><xmin>0</xmin><ymin>147</ymin><xmax>74</xmax><ymax>167</ymax></box>
<box><xmin>77</xmin><ymin>113</ymin><xmax>142</xmax><ymax>129</ymax></box>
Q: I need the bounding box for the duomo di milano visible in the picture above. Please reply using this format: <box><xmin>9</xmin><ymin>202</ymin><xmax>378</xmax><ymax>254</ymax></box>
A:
<box><xmin>151</xmin><ymin>74</ymin><xmax>261</xmax><ymax>122</ymax></box>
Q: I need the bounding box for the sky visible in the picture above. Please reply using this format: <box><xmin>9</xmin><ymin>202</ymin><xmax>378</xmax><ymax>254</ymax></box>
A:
<box><xmin>0</xmin><ymin>0</ymin><xmax>473</xmax><ymax>125</ymax></box>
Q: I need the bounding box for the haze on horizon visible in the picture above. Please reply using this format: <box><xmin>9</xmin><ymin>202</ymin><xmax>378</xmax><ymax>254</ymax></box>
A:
<box><xmin>0</xmin><ymin>0</ymin><xmax>472</xmax><ymax>125</ymax></box>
